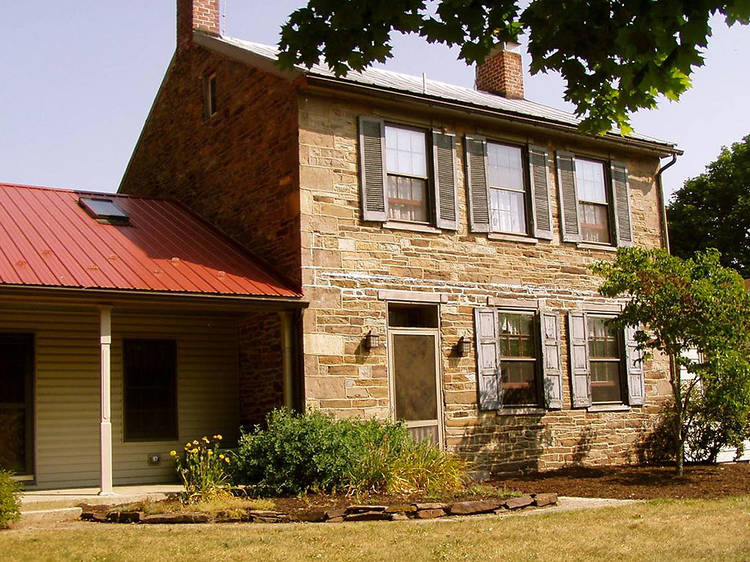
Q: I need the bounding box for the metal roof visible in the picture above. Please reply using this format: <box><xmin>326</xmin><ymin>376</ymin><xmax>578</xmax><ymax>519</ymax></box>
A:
<box><xmin>209</xmin><ymin>35</ymin><xmax>677</xmax><ymax>150</ymax></box>
<box><xmin>0</xmin><ymin>183</ymin><xmax>300</xmax><ymax>298</ymax></box>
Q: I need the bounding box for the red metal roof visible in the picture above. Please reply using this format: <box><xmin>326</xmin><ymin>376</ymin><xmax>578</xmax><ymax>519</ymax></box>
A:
<box><xmin>0</xmin><ymin>183</ymin><xmax>300</xmax><ymax>299</ymax></box>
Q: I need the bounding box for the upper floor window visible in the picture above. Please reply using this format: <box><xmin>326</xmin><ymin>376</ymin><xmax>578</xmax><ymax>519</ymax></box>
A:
<box><xmin>385</xmin><ymin>125</ymin><xmax>429</xmax><ymax>223</ymax></box>
<box><xmin>487</xmin><ymin>143</ymin><xmax>528</xmax><ymax>235</ymax></box>
<box><xmin>575</xmin><ymin>158</ymin><xmax>610</xmax><ymax>244</ymax></box>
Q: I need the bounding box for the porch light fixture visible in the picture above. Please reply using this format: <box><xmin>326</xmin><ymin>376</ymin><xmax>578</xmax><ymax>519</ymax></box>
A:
<box><xmin>364</xmin><ymin>331</ymin><xmax>380</xmax><ymax>350</ymax></box>
<box><xmin>456</xmin><ymin>335</ymin><xmax>470</xmax><ymax>357</ymax></box>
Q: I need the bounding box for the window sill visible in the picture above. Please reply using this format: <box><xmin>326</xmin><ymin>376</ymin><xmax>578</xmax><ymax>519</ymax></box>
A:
<box><xmin>576</xmin><ymin>242</ymin><xmax>618</xmax><ymax>252</ymax></box>
<box><xmin>382</xmin><ymin>221</ymin><xmax>442</xmax><ymax>234</ymax></box>
<box><xmin>488</xmin><ymin>233</ymin><xmax>538</xmax><ymax>244</ymax></box>
<box><xmin>497</xmin><ymin>407</ymin><xmax>546</xmax><ymax>416</ymax></box>
<box><xmin>587</xmin><ymin>404</ymin><xmax>630</xmax><ymax>412</ymax></box>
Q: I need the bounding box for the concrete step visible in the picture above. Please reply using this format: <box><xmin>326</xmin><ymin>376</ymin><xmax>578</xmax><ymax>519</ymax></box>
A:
<box><xmin>20</xmin><ymin>507</ymin><xmax>83</xmax><ymax>524</ymax></box>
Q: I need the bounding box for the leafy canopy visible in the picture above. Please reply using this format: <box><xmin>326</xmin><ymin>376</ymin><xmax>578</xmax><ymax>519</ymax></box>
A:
<box><xmin>668</xmin><ymin>134</ymin><xmax>750</xmax><ymax>277</ymax></box>
<box><xmin>278</xmin><ymin>1</ymin><xmax>749</xmax><ymax>134</ymax></box>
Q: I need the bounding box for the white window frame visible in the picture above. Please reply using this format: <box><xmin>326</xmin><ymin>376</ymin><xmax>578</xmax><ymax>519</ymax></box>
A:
<box><xmin>384</xmin><ymin>123</ymin><xmax>432</xmax><ymax>226</ymax></box>
<box><xmin>486</xmin><ymin>141</ymin><xmax>531</xmax><ymax>237</ymax></box>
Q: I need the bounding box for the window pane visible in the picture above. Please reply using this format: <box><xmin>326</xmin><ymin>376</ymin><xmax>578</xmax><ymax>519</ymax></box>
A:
<box><xmin>580</xmin><ymin>202</ymin><xmax>610</xmax><ymax>243</ymax></box>
<box><xmin>389</xmin><ymin>304</ymin><xmax>438</xmax><ymax>328</ymax></box>
<box><xmin>498</xmin><ymin>313</ymin><xmax>535</xmax><ymax>358</ymax></box>
<box><xmin>487</xmin><ymin>143</ymin><xmax>524</xmax><ymax>190</ymax></box>
<box><xmin>392</xmin><ymin>334</ymin><xmax>438</xmax><ymax>421</ymax></box>
<box><xmin>590</xmin><ymin>362</ymin><xmax>622</xmax><ymax>403</ymax></box>
<box><xmin>490</xmin><ymin>188</ymin><xmax>527</xmax><ymax>234</ymax></box>
<box><xmin>501</xmin><ymin>362</ymin><xmax>538</xmax><ymax>406</ymax></box>
<box><xmin>124</xmin><ymin>340</ymin><xmax>177</xmax><ymax>441</ymax></box>
<box><xmin>387</xmin><ymin>175</ymin><xmax>428</xmax><ymax>222</ymax></box>
<box><xmin>575</xmin><ymin>159</ymin><xmax>607</xmax><ymax>203</ymax></box>
<box><xmin>587</xmin><ymin>316</ymin><xmax>619</xmax><ymax>359</ymax></box>
<box><xmin>385</xmin><ymin>125</ymin><xmax>427</xmax><ymax>177</ymax></box>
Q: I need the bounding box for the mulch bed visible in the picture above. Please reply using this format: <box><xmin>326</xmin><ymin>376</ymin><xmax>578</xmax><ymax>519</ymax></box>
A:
<box><xmin>493</xmin><ymin>462</ymin><xmax>750</xmax><ymax>500</ymax></box>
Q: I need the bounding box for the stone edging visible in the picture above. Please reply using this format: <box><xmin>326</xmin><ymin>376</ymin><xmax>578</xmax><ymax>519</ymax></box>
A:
<box><xmin>81</xmin><ymin>493</ymin><xmax>558</xmax><ymax>525</ymax></box>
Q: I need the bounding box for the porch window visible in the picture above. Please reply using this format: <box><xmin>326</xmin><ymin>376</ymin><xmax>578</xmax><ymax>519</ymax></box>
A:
<box><xmin>497</xmin><ymin>312</ymin><xmax>539</xmax><ymax>406</ymax></box>
<box><xmin>587</xmin><ymin>316</ymin><xmax>623</xmax><ymax>403</ymax></box>
<box><xmin>385</xmin><ymin>124</ymin><xmax>430</xmax><ymax>223</ymax></box>
<box><xmin>575</xmin><ymin>158</ymin><xmax>611</xmax><ymax>244</ymax></box>
<box><xmin>488</xmin><ymin>143</ymin><xmax>528</xmax><ymax>235</ymax></box>
<box><xmin>123</xmin><ymin>339</ymin><xmax>178</xmax><ymax>441</ymax></box>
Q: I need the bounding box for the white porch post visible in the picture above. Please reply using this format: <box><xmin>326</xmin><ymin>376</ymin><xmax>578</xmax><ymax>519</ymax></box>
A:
<box><xmin>98</xmin><ymin>306</ymin><xmax>114</xmax><ymax>495</ymax></box>
<box><xmin>280</xmin><ymin>311</ymin><xmax>294</xmax><ymax>409</ymax></box>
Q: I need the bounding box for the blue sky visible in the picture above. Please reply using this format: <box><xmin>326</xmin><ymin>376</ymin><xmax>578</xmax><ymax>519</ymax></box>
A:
<box><xmin>1</xmin><ymin>1</ymin><xmax>748</xmax><ymax>199</ymax></box>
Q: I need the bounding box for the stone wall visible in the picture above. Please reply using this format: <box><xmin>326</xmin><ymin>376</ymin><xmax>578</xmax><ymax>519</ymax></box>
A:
<box><xmin>297</xmin><ymin>91</ymin><xmax>672</xmax><ymax>471</ymax></box>
<box><xmin>119</xmin><ymin>44</ymin><xmax>302</xmax><ymax>288</ymax></box>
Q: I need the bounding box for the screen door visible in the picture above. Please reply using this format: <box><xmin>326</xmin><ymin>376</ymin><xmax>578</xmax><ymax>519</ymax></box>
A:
<box><xmin>388</xmin><ymin>304</ymin><xmax>443</xmax><ymax>446</ymax></box>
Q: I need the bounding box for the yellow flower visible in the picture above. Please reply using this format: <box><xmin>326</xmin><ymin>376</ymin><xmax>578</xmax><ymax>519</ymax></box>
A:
<box><xmin>202</xmin><ymin>436</ymin><xmax>210</xmax><ymax>444</ymax></box>
<box><xmin>207</xmin><ymin>450</ymin><xmax>213</xmax><ymax>456</ymax></box>
<box><xmin>184</xmin><ymin>443</ymin><xmax>191</xmax><ymax>449</ymax></box>
<box><xmin>190</xmin><ymin>448</ymin><xmax>199</xmax><ymax>454</ymax></box>
<box><xmin>169</xmin><ymin>450</ymin><xmax>177</xmax><ymax>457</ymax></box>
<box><xmin>219</xmin><ymin>454</ymin><xmax>225</xmax><ymax>460</ymax></box>
<box><xmin>214</xmin><ymin>434</ymin><xmax>223</xmax><ymax>441</ymax></box>
<box><xmin>224</xmin><ymin>457</ymin><xmax>231</xmax><ymax>464</ymax></box>
<box><xmin>192</xmin><ymin>440</ymin><xmax>199</xmax><ymax>445</ymax></box>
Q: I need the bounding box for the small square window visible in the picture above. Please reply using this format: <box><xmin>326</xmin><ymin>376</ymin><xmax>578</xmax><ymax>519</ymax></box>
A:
<box><xmin>78</xmin><ymin>197</ymin><xmax>129</xmax><ymax>225</ymax></box>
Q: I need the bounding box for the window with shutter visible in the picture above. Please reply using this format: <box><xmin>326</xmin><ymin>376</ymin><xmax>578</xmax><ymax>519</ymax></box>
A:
<box><xmin>385</xmin><ymin>124</ymin><xmax>430</xmax><ymax>223</ymax></box>
<box><xmin>358</xmin><ymin>116</ymin><xmax>387</xmax><ymax>222</ymax></box>
<box><xmin>487</xmin><ymin>143</ymin><xmax>529</xmax><ymax>235</ymax></box>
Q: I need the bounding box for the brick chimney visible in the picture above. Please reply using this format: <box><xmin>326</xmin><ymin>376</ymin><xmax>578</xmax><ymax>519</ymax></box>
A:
<box><xmin>177</xmin><ymin>0</ymin><xmax>220</xmax><ymax>50</ymax></box>
<box><xmin>475</xmin><ymin>42</ymin><xmax>524</xmax><ymax>99</ymax></box>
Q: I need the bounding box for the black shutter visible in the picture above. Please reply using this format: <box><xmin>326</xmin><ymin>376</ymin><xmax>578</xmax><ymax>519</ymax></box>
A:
<box><xmin>556</xmin><ymin>151</ymin><xmax>581</xmax><ymax>242</ymax></box>
<box><xmin>432</xmin><ymin>130</ymin><xmax>458</xmax><ymax>230</ymax></box>
<box><xmin>465</xmin><ymin>135</ymin><xmax>491</xmax><ymax>233</ymax></box>
<box><xmin>611</xmin><ymin>161</ymin><xmax>634</xmax><ymax>246</ymax></box>
<box><xmin>358</xmin><ymin>116</ymin><xmax>387</xmax><ymax>222</ymax></box>
<box><xmin>528</xmin><ymin>145</ymin><xmax>553</xmax><ymax>240</ymax></box>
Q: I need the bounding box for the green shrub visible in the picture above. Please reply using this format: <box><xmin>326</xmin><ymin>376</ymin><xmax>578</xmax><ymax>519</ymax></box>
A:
<box><xmin>171</xmin><ymin>435</ymin><xmax>233</xmax><ymax>503</ymax></box>
<box><xmin>0</xmin><ymin>470</ymin><xmax>22</xmax><ymax>529</ymax></box>
<box><xmin>234</xmin><ymin>409</ymin><xmax>468</xmax><ymax>497</ymax></box>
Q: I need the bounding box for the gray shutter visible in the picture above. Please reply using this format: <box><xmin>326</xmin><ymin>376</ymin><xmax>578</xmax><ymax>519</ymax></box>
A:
<box><xmin>568</xmin><ymin>312</ymin><xmax>591</xmax><ymax>408</ymax></box>
<box><xmin>432</xmin><ymin>130</ymin><xmax>458</xmax><ymax>230</ymax></box>
<box><xmin>465</xmin><ymin>135</ymin><xmax>491</xmax><ymax>233</ymax></box>
<box><xmin>556</xmin><ymin>151</ymin><xmax>581</xmax><ymax>242</ymax></box>
<box><xmin>624</xmin><ymin>325</ymin><xmax>645</xmax><ymax>406</ymax></box>
<box><xmin>474</xmin><ymin>308</ymin><xmax>501</xmax><ymax>410</ymax></box>
<box><xmin>540</xmin><ymin>312</ymin><xmax>563</xmax><ymax>409</ymax></box>
<box><xmin>611</xmin><ymin>161</ymin><xmax>634</xmax><ymax>246</ymax></box>
<box><xmin>528</xmin><ymin>145</ymin><xmax>553</xmax><ymax>240</ymax></box>
<box><xmin>358</xmin><ymin>116</ymin><xmax>387</xmax><ymax>222</ymax></box>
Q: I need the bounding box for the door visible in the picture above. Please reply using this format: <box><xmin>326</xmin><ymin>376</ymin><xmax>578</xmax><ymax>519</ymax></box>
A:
<box><xmin>0</xmin><ymin>334</ymin><xmax>34</xmax><ymax>477</ymax></box>
<box><xmin>387</xmin><ymin>304</ymin><xmax>443</xmax><ymax>446</ymax></box>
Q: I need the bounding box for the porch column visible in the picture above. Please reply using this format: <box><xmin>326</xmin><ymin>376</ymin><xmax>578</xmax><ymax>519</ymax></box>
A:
<box><xmin>280</xmin><ymin>311</ymin><xmax>294</xmax><ymax>409</ymax></box>
<box><xmin>98</xmin><ymin>306</ymin><xmax>114</xmax><ymax>495</ymax></box>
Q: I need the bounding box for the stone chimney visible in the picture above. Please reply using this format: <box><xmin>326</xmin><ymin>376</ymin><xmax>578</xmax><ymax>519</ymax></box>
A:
<box><xmin>475</xmin><ymin>42</ymin><xmax>524</xmax><ymax>99</ymax></box>
<box><xmin>177</xmin><ymin>0</ymin><xmax>220</xmax><ymax>50</ymax></box>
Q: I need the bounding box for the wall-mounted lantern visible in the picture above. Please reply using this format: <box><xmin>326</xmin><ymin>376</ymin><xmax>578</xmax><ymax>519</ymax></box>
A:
<box><xmin>364</xmin><ymin>331</ymin><xmax>380</xmax><ymax>350</ymax></box>
<box><xmin>456</xmin><ymin>335</ymin><xmax>470</xmax><ymax>357</ymax></box>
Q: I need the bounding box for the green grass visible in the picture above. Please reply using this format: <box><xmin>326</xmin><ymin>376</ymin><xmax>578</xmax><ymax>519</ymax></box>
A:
<box><xmin>2</xmin><ymin>496</ymin><xmax>749</xmax><ymax>561</ymax></box>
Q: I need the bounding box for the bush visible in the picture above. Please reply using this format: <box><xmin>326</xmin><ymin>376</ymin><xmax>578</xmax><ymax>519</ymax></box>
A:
<box><xmin>171</xmin><ymin>435</ymin><xmax>233</xmax><ymax>503</ymax></box>
<box><xmin>234</xmin><ymin>409</ymin><xmax>467</xmax><ymax>496</ymax></box>
<box><xmin>0</xmin><ymin>470</ymin><xmax>21</xmax><ymax>529</ymax></box>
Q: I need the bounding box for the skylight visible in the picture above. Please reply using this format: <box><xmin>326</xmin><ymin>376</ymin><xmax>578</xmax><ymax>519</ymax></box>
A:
<box><xmin>78</xmin><ymin>197</ymin><xmax>130</xmax><ymax>225</ymax></box>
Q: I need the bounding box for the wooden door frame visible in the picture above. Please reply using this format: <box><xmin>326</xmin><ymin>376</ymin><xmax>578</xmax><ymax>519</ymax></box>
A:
<box><xmin>386</xmin><ymin>326</ymin><xmax>445</xmax><ymax>449</ymax></box>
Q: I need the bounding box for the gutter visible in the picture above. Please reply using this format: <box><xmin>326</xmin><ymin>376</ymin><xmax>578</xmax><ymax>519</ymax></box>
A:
<box><xmin>655</xmin><ymin>153</ymin><xmax>679</xmax><ymax>253</ymax></box>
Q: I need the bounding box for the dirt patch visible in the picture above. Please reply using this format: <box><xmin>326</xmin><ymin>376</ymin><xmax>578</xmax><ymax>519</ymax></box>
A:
<box><xmin>493</xmin><ymin>462</ymin><xmax>750</xmax><ymax>500</ymax></box>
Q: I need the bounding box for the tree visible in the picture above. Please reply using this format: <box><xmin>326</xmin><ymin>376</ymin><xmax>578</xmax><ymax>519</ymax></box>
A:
<box><xmin>592</xmin><ymin>247</ymin><xmax>750</xmax><ymax>475</ymax></box>
<box><xmin>668</xmin><ymin>134</ymin><xmax>750</xmax><ymax>277</ymax></box>
<box><xmin>278</xmin><ymin>1</ymin><xmax>749</xmax><ymax>134</ymax></box>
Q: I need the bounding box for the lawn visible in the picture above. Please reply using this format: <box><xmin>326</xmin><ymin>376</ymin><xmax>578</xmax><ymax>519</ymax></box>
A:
<box><xmin>3</xmin><ymin>496</ymin><xmax>750</xmax><ymax>561</ymax></box>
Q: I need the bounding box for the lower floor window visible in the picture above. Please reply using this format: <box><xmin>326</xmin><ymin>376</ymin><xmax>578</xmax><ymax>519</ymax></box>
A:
<box><xmin>587</xmin><ymin>316</ymin><xmax>623</xmax><ymax>403</ymax></box>
<box><xmin>124</xmin><ymin>339</ymin><xmax>177</xmax><ymax>441</ymax></box>
<box><xmin>498</xmin><ymin>312</ymin><xmax>539</xmax><ymax>406</ymax></box>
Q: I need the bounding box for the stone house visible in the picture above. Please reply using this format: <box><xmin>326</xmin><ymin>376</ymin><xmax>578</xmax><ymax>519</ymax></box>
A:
<box><xmin>120</xmin><ymin>0</ymin><xmax>682</xmax><ymax>473</ymax></box>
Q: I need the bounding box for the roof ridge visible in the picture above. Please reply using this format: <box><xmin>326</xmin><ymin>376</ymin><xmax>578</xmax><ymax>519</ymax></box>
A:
<box><xmin>0</xmin><ymin>182</ymin><xmax>179</xmax><ymax>202</ymax></box>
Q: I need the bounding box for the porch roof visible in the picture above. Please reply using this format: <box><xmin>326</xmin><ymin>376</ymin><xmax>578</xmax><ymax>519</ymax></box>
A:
<box><xmin>0</xmin><ymin>183</ymin><xmax>301</xmax><ymax>299</ymax></box>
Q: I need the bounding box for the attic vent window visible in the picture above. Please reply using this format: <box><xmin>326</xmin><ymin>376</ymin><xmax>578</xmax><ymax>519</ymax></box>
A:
<box><xmin>79</xmin><ymin>197</ymin><xmax>130</xmax><ymax>225</ymax></box>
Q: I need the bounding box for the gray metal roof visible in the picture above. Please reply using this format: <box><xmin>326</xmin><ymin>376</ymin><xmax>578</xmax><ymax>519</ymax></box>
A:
<box><xmin>211</xmin><ymin>35</ymin><xmax>676</xmax><ymax>150</ymax></box>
